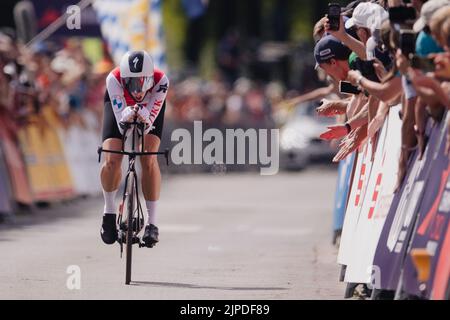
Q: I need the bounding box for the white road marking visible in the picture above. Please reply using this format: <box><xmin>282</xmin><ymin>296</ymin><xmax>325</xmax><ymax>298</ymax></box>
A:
<box><xmin>159</xmin><ymin>224</ymin><xmax>203</xmax><ymax>233</ymax></box>
<box><xmin>252</xmin><ymin>228</ymin><xmax>313</xmax><ymax>237</ymax></box>
<box><xmin>207</xmin><ymin>245</ymin><xmax>222</xmax><ymax>252</ymax></box>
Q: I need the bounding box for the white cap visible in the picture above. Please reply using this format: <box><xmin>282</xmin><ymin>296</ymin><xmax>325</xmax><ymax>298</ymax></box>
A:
<box><xmin>345</xmin><ymin>2</ymin><xmax>388</xmax><ymax>31</ymax></box>
<box><xmin>413</xmin><ymin>0</ymin><xmax>450</xmax><ymax>33</ymax></box>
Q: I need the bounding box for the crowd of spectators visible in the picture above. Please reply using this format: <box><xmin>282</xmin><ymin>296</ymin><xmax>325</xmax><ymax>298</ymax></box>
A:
<box><xmin>302</xmin><ymin>0</ymin><xmax>450</xmax><ymax>189</ymax></box>
<box><xmin>166</xmin><ymin>75</ymin><xmax>286</xmax><ymax>128</ymax></box>
<box><xmin>0</xmin><ymin>32</ymin><xmax>110</xmax><ymax>133</ymax></box>
<box><xmin>0</xmin><ymin>30</ymin><xmax>293</xmax><ymax>138</ymax></box>
<box><xmin>7</xmin><ymin>0</ymin><xmax>449</xmax><ymax>182</ymax></box>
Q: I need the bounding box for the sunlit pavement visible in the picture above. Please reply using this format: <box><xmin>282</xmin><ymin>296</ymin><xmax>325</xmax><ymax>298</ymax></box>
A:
<box><xmin>0</xmin><ymin>167</ymin><xmax>344</xmax><ymax>299</ymax></box>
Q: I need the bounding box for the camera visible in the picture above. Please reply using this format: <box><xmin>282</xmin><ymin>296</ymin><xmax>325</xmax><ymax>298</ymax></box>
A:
<box><xmin>328</xmin><ymin>3</ymin><xmax>341</xmax><ymax>31</ymax></box>
<box><xmin>353</xmin><ymin>59</ymin><xmax>380</xmax><ymax>83</ymax></box>
<box><xmin>410</xmin><ymin>55</ymin><xmax>435</xmax><ymax>73</ymax></box>
<box><xmin>388</xmin><ymin>6</ymin><xmax>416</xmax><ymax>24</ymax></box>
<box><xmin>399</xmin><ymin>30</ymin><xmax>416</xmax><ymax>58</ymax></box>
<box><xmin>339</xmin><ymin>81</ymin><xmax>361</xmax><ymax>95</ymax></box>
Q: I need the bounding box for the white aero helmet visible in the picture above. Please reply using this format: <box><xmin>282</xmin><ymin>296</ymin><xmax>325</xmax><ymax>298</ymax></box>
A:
<box><xmin>120</xmin><ymin>50</ymin><xmax>154</xmax><ymax>100</ymax></box>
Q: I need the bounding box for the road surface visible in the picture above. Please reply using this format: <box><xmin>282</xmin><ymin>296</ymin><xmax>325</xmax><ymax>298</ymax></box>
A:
<box><xmin>0</xmin><ymin>167</ymin><xmax>344</xmax><ymax>299</ymax></box>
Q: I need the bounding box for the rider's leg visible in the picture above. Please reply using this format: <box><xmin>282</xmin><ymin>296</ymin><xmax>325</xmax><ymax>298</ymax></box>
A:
<box><xmin>101</xmin><ymin>92</ymin><xmax>124</xmax><ymax>214</ymax></box>
<box><xmin>100</xmin><ymin>92</ymin><xmax>124</xmax><ymax>245</ymax></box>
<box><xmin>99</xmin><ymin>138</ymin><xmax>123</xmax><ymax>245</ymax></box>
<box><xmin>100</xmin><ymin>138</ymin><xmax>124</xmax><ymax>210</ymax></box>
<box><xmin>141</xmin><ymin>102</ymin><xmax>165</xmax><ymax>246</ymax></box>
<box><xmin>139</xmin><ymin>134</ymin><xmax>161</xmax><ymax>226</ymax></box>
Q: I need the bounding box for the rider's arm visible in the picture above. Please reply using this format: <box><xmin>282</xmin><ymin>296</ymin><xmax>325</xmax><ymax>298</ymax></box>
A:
<box><xmin>106</xmin><ymin>72</ymin><xmax>128</xmax><ymax>134</ymax></box>
<box><xmin>146</xmin><ymin>73</ymin><xmax>170</xmax><ymax>127</ymax></box>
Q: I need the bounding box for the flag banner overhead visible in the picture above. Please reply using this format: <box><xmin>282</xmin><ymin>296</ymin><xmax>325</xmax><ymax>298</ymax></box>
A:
<box><xmin>93</xmin><ymin>0</ymin><xmax>167</xmax><ymax>70</ymax></box>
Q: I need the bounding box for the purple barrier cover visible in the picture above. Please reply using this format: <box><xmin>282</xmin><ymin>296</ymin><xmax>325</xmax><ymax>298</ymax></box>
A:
<box><xmin>402</xmin><ymin>117</ymin><xmax>450</xmax><ymax>298</ymax></box>
<box><xmin>0</xmin><ymin>142</ymin><xmax>13</xmax><ymax>215</ymax></box>
<box><xmin>372</xmin><ymin>118</ymin><xmax>444</xmax><ymax>291</ymax></box>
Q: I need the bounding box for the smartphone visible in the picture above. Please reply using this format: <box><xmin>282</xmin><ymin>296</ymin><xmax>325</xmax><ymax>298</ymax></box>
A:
<box><xmin>411</xmin><ymin>55</ymin><xmax>435</xmax><ymax>72</ymax></box>
<box><xmin>388</xmin><ymin>6</ymin><xmax>416</xmax><ymax>24</ymax></box>
<box><xmin>339</xmin><ymin>81</ymin><xmax>361</xmax><ymax>95</ymax></box>
<box><xmin>353</xmin><ymin>59</ymin><xmax>380</xmax><ymax>83</ymax></box>
<box><xmin>328</xmin><ymin>3</ymin><xmax>341</xmax><ymax>31</ymax></box>
<box><xmin>399</xmin><ymin>30</ymin><xmax>416</xmax><ymax>57</ymax></box>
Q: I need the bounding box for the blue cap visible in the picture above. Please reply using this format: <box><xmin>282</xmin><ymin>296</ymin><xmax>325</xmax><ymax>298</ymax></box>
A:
<box><xmin>415</xmin><ymin>30</ymin><xmax>444</xmax><ymax>57</ymax></box>
<box><xmin>314</xmin><ymin>35</ymin><xmax>351</xmax><ymax>66</ymax></box>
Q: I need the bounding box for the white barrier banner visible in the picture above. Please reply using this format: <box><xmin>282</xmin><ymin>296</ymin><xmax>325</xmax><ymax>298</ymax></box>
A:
<box><xmin>338</xmin><ymin>129</ymin><xmax>375</xmax><ymax>266</ymax></box>
<box><xmin>60</xmin><ymin>111</ymin><xmax>102</xmax><ymax>196</ymax></box>
<box><xmin>344</xmin><ymin>105</ymin><xmax>402</xmax><ymax>283</ymax></box>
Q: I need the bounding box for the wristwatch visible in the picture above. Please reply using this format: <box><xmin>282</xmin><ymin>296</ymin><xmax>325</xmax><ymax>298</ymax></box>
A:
<box><xmin>414</xmin><ymin>124</ymin><xmax>424</xmax><ymax>136</ymax></box>
<box><xmin>356</xmin><ymin>74</ymin><xmax>364</xmax><ymax>86</ymax></box>
<box><xmin>405</xmin><ymin>74</ymin><xmax>412</xmax><ymax>84</ymax></box>
<box><xmin>345</xmin><ymin>122</ymin><xmax>352</xmax><ymax>134</ymax></box>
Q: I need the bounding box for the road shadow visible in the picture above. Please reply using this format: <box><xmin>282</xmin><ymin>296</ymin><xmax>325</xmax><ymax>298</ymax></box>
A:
<box><xmin>0</xmin><ymin>195</ymin><xmax>102</xmax><ymax>232</ymax></box>
<box><xmin>131</xmin><ymin>280</ymin><xmax>288</xmax><ymax>291</ymax></box>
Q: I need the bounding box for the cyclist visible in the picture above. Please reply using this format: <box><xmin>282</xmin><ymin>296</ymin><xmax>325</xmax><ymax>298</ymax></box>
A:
<box><xmin>100</xmin><ymin>50</ymin><xmax>169</xmax><ymax>247</ymax></box>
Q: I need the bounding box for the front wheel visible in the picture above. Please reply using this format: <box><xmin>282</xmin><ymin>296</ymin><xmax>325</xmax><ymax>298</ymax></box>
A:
<box><xmin>125</xmin><ymin>173</ymin><xmax>135</xmax><ymax>285</ymax></box>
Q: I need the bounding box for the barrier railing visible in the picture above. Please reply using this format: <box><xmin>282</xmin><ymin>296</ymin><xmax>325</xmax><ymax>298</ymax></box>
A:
<box><xmin>334</xmin><ymin>105</ymin><xmax>450</xmax><ymax>300</ymax></box>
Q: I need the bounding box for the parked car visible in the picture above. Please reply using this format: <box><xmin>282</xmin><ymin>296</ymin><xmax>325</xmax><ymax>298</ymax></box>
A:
<box><xmin>279</xmin><ymin>100</ymin><xmax>337</xmax><ymax>170</ymax></box>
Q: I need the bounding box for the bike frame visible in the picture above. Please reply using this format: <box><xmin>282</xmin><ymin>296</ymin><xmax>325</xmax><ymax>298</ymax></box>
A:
<box><xmin>98</xmin><ymin>120</ymin><xmax>169</xmax><ymax>284</ymax></box>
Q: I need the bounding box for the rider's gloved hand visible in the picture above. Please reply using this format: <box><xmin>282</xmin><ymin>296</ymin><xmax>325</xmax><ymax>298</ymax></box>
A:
<box><xmin>135</xmin><ymin>105</ymin><xmax>153</xmax><ymax>134</ymax></box>
<box><xmin>119</xmin><ymin>105</ymin><xmax>153</xmax><ymax>135</ymax></box>
<box><xmin>135</xmin><ymin>105</ymin><xmax>150</xmax><ymax>124</ymax></box>
<box><xmin>120</xmin><ymin>106</ymin><xmax>136</xmax><ymax>123</ymax></box>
